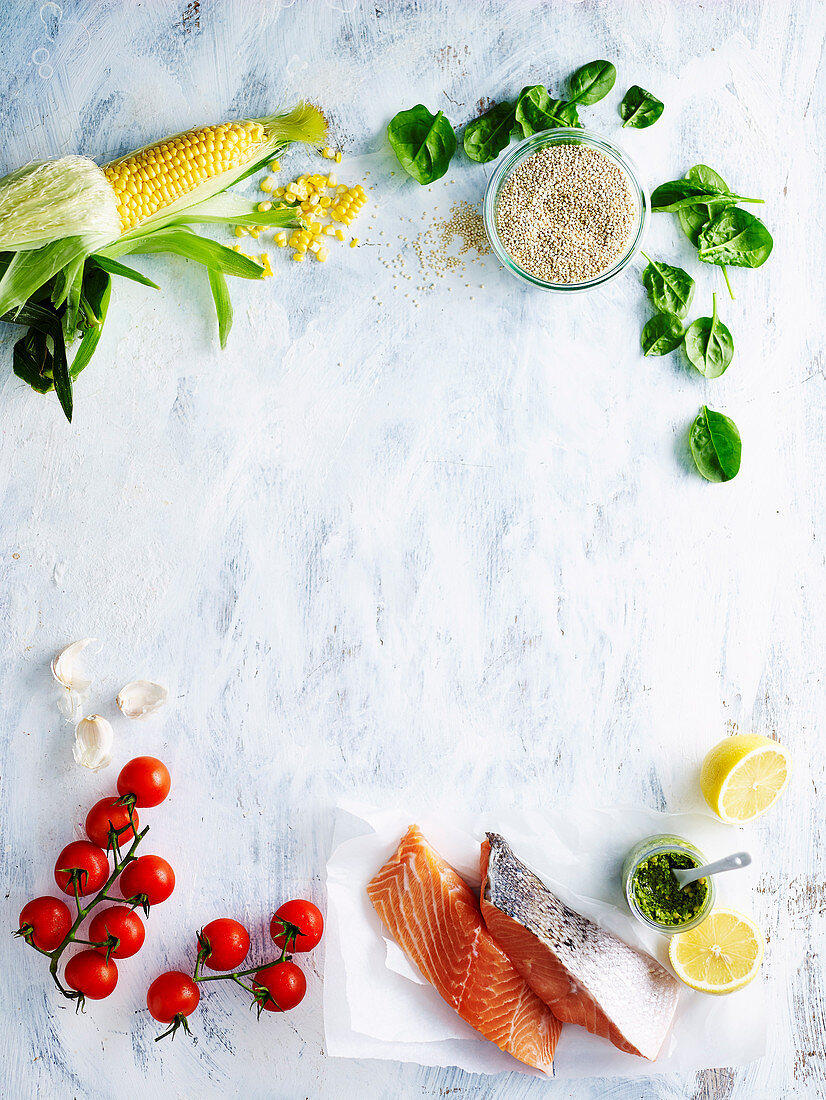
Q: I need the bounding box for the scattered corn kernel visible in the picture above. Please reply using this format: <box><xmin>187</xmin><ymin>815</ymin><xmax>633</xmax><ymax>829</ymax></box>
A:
<box><xmin>269</xmin><ymin>160</ymin><xmax>281</xmax><ymax>172</ymax></box>
<box><xmin>327</xmin><ymin>173</ymin><xmax>337</xmax><ymax>187</ymax></box>
<box><xmin>292</xmin><ymin>252</ymin><xmax>305</xmax><ymax>261</ymax></box>
<box><xmin>334</xmin><ymin>151</ymin><xmax>342</xmax><ymax>163</ymax></box>
<box><xmin>317</xmin><ymin>247</ymin><xmax>329</xmax><ymax>261</ymax></box>
<box><xmin>322</xmin><ymin>146</ymin><xmax>334</xmax><ymax>159</ymax></box>
<box><xmin>350</xmin><ymin>237</ymin><xmax>359</xmax><ymax>247</ymax></box>
<box><xmin>309</xmin><ymin>240</ymin><xmax>320</xmax><ymax>253</ymax></box>
<box><xmin>335</xmin><ymin>229</ymin><xmax>345</xmax><ymax>241</ymax></box>
<box><xmin>260</xmin><ymin>176</ymin><xmax>275</xmax><ymax>192</ymax></box>
<box><xmin>232</xmin><ymin>243</ymin><xmax>241</xmax><ymax>251</ymax></box>
<box><xmin>235</xmin><ymin>225</ymin><xmax>248</xmax><ymax>237</ymax></box>
<box><xmin>249</xmin><ymin>228</ymin><xmax>260</xmax><ymax>239</ymax></box>
<box><xmin>257</xmin><ymin>201</ymin><xmax>272</xmax><ymax>212</ymax></box>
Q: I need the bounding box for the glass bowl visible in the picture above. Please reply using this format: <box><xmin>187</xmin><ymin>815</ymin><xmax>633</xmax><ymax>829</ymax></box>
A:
<box><xmin>483</xmin><ymin>127</ymin><xmax>649</xmax><ymax>292</ymax></box>
<box><xmin>622</xmin><ymin>833</ymin><xmax>715</xmax><ymax>935</ymax></box>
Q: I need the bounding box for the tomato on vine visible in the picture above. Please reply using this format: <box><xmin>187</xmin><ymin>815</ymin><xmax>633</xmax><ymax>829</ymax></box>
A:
<box><xmin>117</xmin><ymin>757</ymin><xmax>171</xmax><ymax>808</ymax></box>
<box><xmin>119</xmin><ymin>854</ymin><xmax>175</xmax><ymax>906</ymax></box>
<box><xmin>65</xmin><ymin>950</ymin><xmax>118</xmax><ymax>1000</ymax></box>
<box><xmin>17</xmin><ymin>897</ymin><xmax>72</xmax><ymax>951</ymax></box>
<box><xmin>198</xmin><ymin>918</ymin><xmax>250</xmax><ymax>971</ymax></box>
<box><xmin>270</xmin><ymin>899</ymin><xmax>324</xmax><ymax>953</ymax></box>
<box><xmin>85</xmin><ymin>797</ymin><xmax>140</xmax><ymax>850</ymax></box>
<box><xmin>251</xmin><ymin>962</ymin><xmax>306</xmax><ymax>1013</ymax></box>
<box><xmin>147</xmin><ymin>971</ymin><xmax>200</xmax><ymax>1040</ymax></box>
<box><xmin>54</xmin><ymin>841</ymin><xmax>110</xmax><ymax>896</ymax></box>
<box><xmin>89</xmin><ymin>906</ymin><xmax>145</xmax><ymax>959</ymax></box>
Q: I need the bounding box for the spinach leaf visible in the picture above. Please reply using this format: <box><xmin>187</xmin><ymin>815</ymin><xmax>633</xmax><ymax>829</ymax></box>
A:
<box><xmin>676</xmin><ymin>167</ymin><xmax>736</xmax><ymax>298</ymax></box>
<box><xmin>620</xmin><ymin>86</ymin><xmax>664</xmax><ymax>128</ymax></box>
<box><xmin>463</xmin><ymin>100</ymin><xmax>516</xmax><ymax>163</ymax></box>
<box><xmin>641</xmin><ymin>312</ymin><xmax>685</xmax><ymax>356</ymax></box>
<box><xmin>678</xmin><ymin>204</ymin><xmax>712</xmax><ymax>247</ymax></box>
<box><xmin>515</xmin><ymin>86</ymin><xmax>580</xmax><ymax>136</ymax></box>
<box><xmin>640</xmin><ymin>253</ymin><xmax>695</xmax><ymax>318</ymax></box>
<box><xmin>568</xmin><ymin>60</ymin><xmax>616</xmax><ymax>105</ymax></box>
<box><xmin>686</xmin><ymin>164</ymin><xmax>729</xmax><ymax>192</ymax></box>
<box><xmin>684</xmin><ymin>294</ymin><xmax>734</xmax><ymax>378</ymax></box>
<box><xmin>689</xmin><ymin>406</ymin><xmax>741</xmax><ymax>482</ymax></box>
<box><xmin>697</xmin><ymin>207</ymin><xmax>774</xmax><ymax>268</ymax></box>
<box><xmin>650</xmin><ymin>180</ymin><xmax>762</xmax><ymax>212</ymax></box>
<box><xmin>387</xmin><ymin>105</ymin><xmax>457</xmax><ymax>184</ymax></box>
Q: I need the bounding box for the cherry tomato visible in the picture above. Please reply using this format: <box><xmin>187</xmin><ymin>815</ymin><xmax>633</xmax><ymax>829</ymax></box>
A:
<box><xmin>89</xmin><ymin>905</ymin><xmax>145</xmax><ymax>959</ymax></box>
<box><xmin>119</xmin><ymin>854</ymin><xmax>175</xmax><ymax>905</ymax></box>
<box><xmin>146</xmin><ymin>971</ymin><xmax>201</xmax><ymax>1023</ymax></box>
<box><xmin>64</xmin><ymin>949</ymin><xmax>118</xmax><ymax>999</ymax></box>
<box><xmin>198</xmin><ymin>917</ymin><xmax>250</xmax><ymax>971</ymax></box>
<box><xmin>270</xmin><ymin>899</ymin><xmax>324</xmax><ymax>953</ymax></box>
<box><xmin>85</xmin><ymin>797</ymin><xmax>140</xmax><ymax>850</ymax></box>
<box><xmin>18</xmin><ymin>896</ymin><xmax>72</xmax><ymax>951</ymax></box>
<box><xmin>251</xmin><ymin>962</ymin><xmax>306</xmax><ymax>1012</ymax></box>
<box><xmin>54</xmin><ymin>841</ymin><xmax>110</xmax><ymax>896</ymax></box>
<box><xmin>117</xmin><ymin>757</ymin><xmax>171</xmax><ymax>808</ymax></box>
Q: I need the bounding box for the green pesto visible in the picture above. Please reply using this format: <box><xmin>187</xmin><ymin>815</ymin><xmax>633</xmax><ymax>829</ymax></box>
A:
<box><xmin>631</xmin><ymin>851</ymin><xmax>709</xmax><ymax>926</ymax></box>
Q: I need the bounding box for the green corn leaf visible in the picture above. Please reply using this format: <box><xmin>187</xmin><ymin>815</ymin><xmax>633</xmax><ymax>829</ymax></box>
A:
<box><xmin>0</xmin><ymin>235</ymin><xmax>96</xmax><ymax>318</ymax></box>
<box><xmin>4</xmin><ymin>298</ymin><xmax>72</xmax><ymax>419</ymax></box>
<box><xmin>70</xmin><ymin>266</ymin><xmax>112</xmax><ymax>379</ymax></box>
<box><xmin>102</xmin><ymin>227</ymin><xmax>264</xmax><ymax>279</ymax></box>
<box><xmin>89</xmin><ymin>255</ymin><xmax>160</xmax><ymax>289</ymax></box>
<box><xmin>206</xmin><ymin>267</ymin><xmax>233</xmax><ymax>349</ymax></box>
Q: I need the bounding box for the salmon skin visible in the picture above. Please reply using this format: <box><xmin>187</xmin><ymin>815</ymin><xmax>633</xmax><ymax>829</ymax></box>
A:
<box><xmin>367</xmin><ymin>825</ymin><xmax>562</xmax><ymax>1073</ymax></box>
<box><xmin>480</xmin><ymin>833</ymin><xmax>680</xmax><ymax>1061</ymax></box>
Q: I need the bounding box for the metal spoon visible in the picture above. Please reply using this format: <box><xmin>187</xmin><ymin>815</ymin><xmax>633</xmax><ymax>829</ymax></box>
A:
<box><xmin>673</xmin><ymin>850</ymin><xmax>751</xmax><ymax>889</ymax></box>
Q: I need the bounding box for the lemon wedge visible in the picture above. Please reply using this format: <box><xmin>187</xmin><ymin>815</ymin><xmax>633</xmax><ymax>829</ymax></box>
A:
<box><xmin>669</xmin><ymin>908</ymin><xmax>764</xmax><ymax>994</ymax></box>
<box><xmin>700</xmin><ymin>733</ymin><xmax>790</xmax><ymax>823</ymax></box>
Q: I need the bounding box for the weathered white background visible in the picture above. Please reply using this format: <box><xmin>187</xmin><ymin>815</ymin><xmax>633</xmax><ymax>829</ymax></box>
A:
<box><xmin>0</xmin><ymin>1</ymin><xmax>823</xmax><ymax>1097</ymax></box>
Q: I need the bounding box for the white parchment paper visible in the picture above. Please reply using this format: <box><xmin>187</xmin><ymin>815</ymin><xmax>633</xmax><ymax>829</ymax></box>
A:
<box><xmin>324</xmin><ymin>802</ymin><xmax>767</xmax><ymax>1079</ymax></box>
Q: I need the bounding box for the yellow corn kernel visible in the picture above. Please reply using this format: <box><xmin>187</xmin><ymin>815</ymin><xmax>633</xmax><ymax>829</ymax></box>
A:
<box><xmin>317</xmin><ymin>247</ymin><xmax>329</xmax><ymax>261</ymax></box>
<box><xmin>309</xmin><ymin>240</ymin><xmax>320</xmax><ymax>253</ymax></box>
<box><xmin>235</xmin><ymin>225</ymin><xmax>248</xmax><ymax>237</ymax></box>
<box><xmin>286</xmin><ymin>182</ymin><xmax>299</xmax><ymax>195</ymax></box>
<box><xmin>334</xmin><ymin>151</ymin><xmax>342</xmax><ymax>163</ymax></box>
<box><xmin>308</xmin><ymin>194</ymin><xmax>320</xmax><ymax>207</ymax></box>
<box><xmin>232</xmin><ymin>243</ymin><xmax>241</xmax><ymax>251</ymax></box>
<box><xmin>292</xmin><ymin>252</ymin><xmax>305</xmax><ymax>261</ymax></box>
<box><xmin>323</xmin><ymin>225</ymin><xmax>335</xmax><ymax>236</ymax></box>
<box><xmin>309</xmin><ymin>221</ymin><xmax>322</xmax><ymax>234</ymax></box>
<box><xmin>335</xmin><ymin>229</ymin><xmax>345</xmax><ymax>241</ymax></box>
<box><xmin>355</xmin><ymin>184</ymin><xmax>366</xmax><ymax>198</ymax></box>
<box><xmin>273</xmin><ymin>187</ymin><xmax>285</xmax><ymax>198</ymax></box>
<box><xmin>335</xmin><ymin>184</ymin><xmax>346</xmax><ymax>193</ymax></box>
<box><xmin>269</xmin><ymin>160</ymin><xmax>281</xmax><ymax>172</ymax></box>
<box><xmin>350</xmin><ymin>237</ymin><xmax>359</xmax><ymax>247</ymax></box>
<box><xmin>260</xmin><ymin>176</ymin><xmax>275</xmax><ymax>192</ymax></box>
<box><xmin>327</xmin><ymin>173</ymin><xmax>337</xmax><ymax>187</ymax></box>
<box><xmin>257</xmin><ymin>201</ymin><xmax>272</xmax><ymax>212</ymax></box>
<box><xmin>249</xmin><ymin>229</ymin><xmax>260</xmax><ymax>239</ymax></box>
<box><xmin>319</xmin><ymin>195</ymin><xmax>332</xmax><ymax>208</ymax></box>
<box><xmin>300</xmin><ymin>201</ymin><xmax>312</xmax><ymax>212</ymax></box>
<box><xmin>322</xmin><ymin>146</ymin><xmax>334</xmax><ymax>159</ymax></box>
<box><xmin>342</xmin><ymin>215</ymin><xmax>353</xmax><ymax>225</ymax></box>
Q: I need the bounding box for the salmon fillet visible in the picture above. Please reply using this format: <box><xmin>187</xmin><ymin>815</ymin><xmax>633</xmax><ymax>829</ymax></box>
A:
<box><xmin>367</xmin><ymin>825</ymin><xmax>561</xmax><ymax>1073</ymax></box>
<box><xmin>480</xmin><ymin>833</ymin><xmax>679</xmax><ymax>1060</ymax></box>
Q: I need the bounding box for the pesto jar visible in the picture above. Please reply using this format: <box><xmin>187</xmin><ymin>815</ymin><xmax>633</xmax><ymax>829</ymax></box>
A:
<box><xmin>623</xmin><ymin>834</ymin><xmax>715</xmax><ymax>935</ymax></box>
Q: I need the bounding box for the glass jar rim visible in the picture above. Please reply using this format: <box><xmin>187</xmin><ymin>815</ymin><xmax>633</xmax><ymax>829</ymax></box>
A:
<box><xmin>483</xmin><ymin>126</ymin><xmax>649</xmax><ymax>292</ymax></box>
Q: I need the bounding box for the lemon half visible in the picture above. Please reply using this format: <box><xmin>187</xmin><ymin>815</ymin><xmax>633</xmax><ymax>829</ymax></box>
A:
<box><xmin>669</xmin><ymin>908</ymin><xmax>764</xmax><ymax>994</ymax></box>
<box><xmin>700</xmin><ymin>733</ymin><xmax>790</xmax><ymax>823</ymax></box>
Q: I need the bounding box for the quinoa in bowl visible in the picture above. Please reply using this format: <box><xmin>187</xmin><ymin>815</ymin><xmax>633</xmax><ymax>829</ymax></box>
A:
<box><xmin>483</xmin><ymin>129</ymin><xmax>648</xmax><ymax>291</ymax></box>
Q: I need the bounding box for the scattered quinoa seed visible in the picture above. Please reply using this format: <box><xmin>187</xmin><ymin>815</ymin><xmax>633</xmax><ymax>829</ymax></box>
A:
<box><xmin>496</xmin><ymin>143</ymin><xmax>637</xmax><ymax>283</ymax></box>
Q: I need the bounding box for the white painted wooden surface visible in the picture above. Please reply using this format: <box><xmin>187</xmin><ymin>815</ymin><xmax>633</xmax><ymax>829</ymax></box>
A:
<box><xmin>1</xmin><ymin>1</ymin><xmax>824</xmax><ymax>1097</ymax></box>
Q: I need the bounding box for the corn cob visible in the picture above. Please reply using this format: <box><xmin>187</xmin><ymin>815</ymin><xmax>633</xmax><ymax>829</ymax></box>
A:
<box><xmin>0</xmin><ymin>102</ymin><xmax>328</xmax><ymax>420</ymax></box>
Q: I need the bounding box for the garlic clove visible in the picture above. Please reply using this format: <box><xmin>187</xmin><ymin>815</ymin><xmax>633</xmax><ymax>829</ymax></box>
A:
<box><xmin>73</xmin><ymin>714</ymin><xmax>114</xmax><ymax>771</ymax></box>
<box><xmin>52</xmin><ymin>638</ymin><xmax>97</xmax><ymax>694</ymax></box>
<box><xmin>58</xmin><ymin>689</ymin><xmax>85</xmax><ymax>722</ymax></box>
<box><xmin>116</xmin><ymin>680</ymin><xmax>168</xmax><ymax>719</ymax></box>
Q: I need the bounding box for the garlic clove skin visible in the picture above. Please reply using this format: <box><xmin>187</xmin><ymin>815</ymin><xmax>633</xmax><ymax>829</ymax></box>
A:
<box><xmin>52</xmin><ymin>638</ymin><xmax>96</xmax><ymax>694</ymax></box>
<box><xmin>116</xmin><ymin>680</ymin><xmax>168</xmax><ymax>719</ymax></box>
<box><xmin>58</xmin><ymin>689</ymin><xmax>85</xmax><ymax>723</ymax></box>
<box><xmin>73</xmin><ymin>714</ymin><xmax>114</xmax><ymax>771</ymax></box>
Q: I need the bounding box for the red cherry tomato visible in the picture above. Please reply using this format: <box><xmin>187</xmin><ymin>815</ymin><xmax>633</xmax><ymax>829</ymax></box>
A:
<box><xmin>117</xmin><ymin>757</ymin><xmax>171</xmax><ymax>808</ymax></box>
<box><xmin>119</xmin><ymin>854</ymin><xmax>175</xmax><ymax>905</ymax></box>
<box><xmin>251</xmin><ymin>962</ymin><xmax>306</xmax><ymax>1012</ymax></box>
<box><xmin>54</xmin><ymin>841</ymin><xmax>110</xmax><ymax>896</ymax></box>
<box><xmin>18</xmin><ymin>896</ymin><xmax>72</xmax><ymax>951</ymax></box>
<box><xmin>198</xmin><ymin>917</ymin><xmax>250</xmax><ymax>971</ymax></box>
<box><xmin>64</xmin><ymin>949</ymin><xmax>118</xmax><ymax>999</ymax></box>
<box><xmin>85</xmin><ymin>797</ymin><xmax>140</xmax><ymax>850</ymax></box>
<box><xmin>146</xmin><ymin>971</ymin><xmax>201</xmax><ymax>1023</ymax></box>
<box><xmin>270</xmin><ymin>899</ymin><xmax>324</xmax><ymax>953</ymax></box>
<box><xmin>89</xmin><ymin>905</ymin><xmax>145</xmax><ymax>959</ymax></box>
